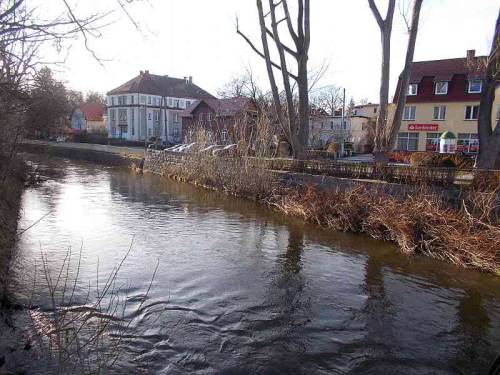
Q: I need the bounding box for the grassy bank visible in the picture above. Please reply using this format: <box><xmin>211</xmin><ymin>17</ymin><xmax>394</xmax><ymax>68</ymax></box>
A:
<box><xmin>147</xmin><ymin>153</ymin><xmax>499</xmax><ymax>275</ymax></box>
<box><xmin>0</xmin><ymin>155</ymin><xmax>27</xmax><ymax>306</ymax></box>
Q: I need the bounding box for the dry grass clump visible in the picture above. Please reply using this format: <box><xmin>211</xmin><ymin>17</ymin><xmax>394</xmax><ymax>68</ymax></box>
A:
<box><xmin>269</xmin><ymin>185</ymin><xmax>500</xmax><ymax>274</ymax></box>
<box><xmin>160</xmin><ymin>154</ymin><xmax>279</xmax><ymax>201</ymax></box>
<box><xmin>409</xmin><ymin>152</ymin><xmax>474</xmax><ymax>169</ymax></box>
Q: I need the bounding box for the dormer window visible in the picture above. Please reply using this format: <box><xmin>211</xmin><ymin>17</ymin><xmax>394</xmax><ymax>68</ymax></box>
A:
<box><xmin>435</xmin><ymin>81</ymin><xmax>448</xmax><ymax>95</ymax></box>
<box><xmin>468</xmin><ymin>79</ymin><xmax>482</xmax><ymax>93</ymax></box>
<box><xmin>408</xmin><ymin>84</ymin><xmax>418</xmax><ymax>96</ymax></box>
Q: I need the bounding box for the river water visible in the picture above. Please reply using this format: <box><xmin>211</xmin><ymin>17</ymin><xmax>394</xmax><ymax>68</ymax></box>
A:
<box><xmin>12</xmin><ymin>156</ymin><xmax>500</xmax><ymax>374</ymax></box>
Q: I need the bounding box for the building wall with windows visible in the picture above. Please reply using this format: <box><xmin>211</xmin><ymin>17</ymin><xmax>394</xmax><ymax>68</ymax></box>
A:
<box><xmin>391</xmin><ymin>50</ymin><xmax>500</xmax><ymax>153</ymax></box>
<box><xmin>395</xmin><ymin>99</ymin><xmax>499</xmax><ymax>152</ymax></box>
<box><xmin>106</xmin><ymin>71</ymin><xmax>214</xmax><ymax>143</ymax></box>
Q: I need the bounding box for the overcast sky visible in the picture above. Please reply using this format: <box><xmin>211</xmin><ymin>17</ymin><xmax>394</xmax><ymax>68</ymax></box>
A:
<box><xmin>42</xmin><ymin>0</ymin><xmax>499</xmax><ymax>103</ymax></box>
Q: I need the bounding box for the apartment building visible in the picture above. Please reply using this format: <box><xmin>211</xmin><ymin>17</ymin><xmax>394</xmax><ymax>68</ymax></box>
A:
<box><xmin>392</xmin><ymin>50</ymin><xmax>500</xmax><ymax>153</ymax></box>
<box><xmin>106</xmin><ymin>71</ymin><xmax>214</xmax><ymax>144</ymax></box>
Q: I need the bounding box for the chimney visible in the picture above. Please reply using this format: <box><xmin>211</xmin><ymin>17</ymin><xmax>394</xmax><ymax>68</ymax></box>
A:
<box><xmin>466</xmin><ymin>49</ymin><xmax>475</xmax><ymax>61</ymax></box>
<box><xmin>145</xmin><ymin>70</ymin><xmax>149</xmax><ymax>74</ymax></box>
<box><xmin>188</xmin><ymin>76</ymin><xmax>193</xmax><ymax>85</ymax></box>
<box><xmin>140</xmin><ymin>70</ymin><xmax>144</xmax><ymax>75</ymax></box>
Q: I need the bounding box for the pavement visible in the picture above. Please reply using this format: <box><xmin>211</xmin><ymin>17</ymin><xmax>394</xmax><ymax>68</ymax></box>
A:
<box><xmin>338</xmin><ymin>154</ymin><xmax>374</xmax><ymax>164</ymax></box>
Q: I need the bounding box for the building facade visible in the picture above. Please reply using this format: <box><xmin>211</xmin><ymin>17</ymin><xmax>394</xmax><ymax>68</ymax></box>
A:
<box><xmin>349</xmin><ymin>103</ymin><xmax>378</xmax><ymax>153</ymax></box>
<box><xmin>309</xmin><ymin>109</ymin><xmax>350</xmax><ymax>151</ymax></box>
<box><xmin>181</xmin><ymin>97</ymin><xmax>257</xmax><ymax>144</ymax></box>
<box><xmin>106</xmin><ymin>71</ymin><xmax>214</xmax><ymax>144</ymax></box>
<box><xmin>392</xmin><ymin>50</ymin><xmax>500</xmax><ymax>153</ymax></box>
<box><xmin>70</xmin><ymin>102</ymin><xmax>106</xmax><ymax>134</ymax></box>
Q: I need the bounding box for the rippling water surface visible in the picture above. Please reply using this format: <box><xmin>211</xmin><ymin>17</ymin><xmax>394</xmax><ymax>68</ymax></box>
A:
<box><xmin>13</xmin><ymin>155</ymin><xmax>500</xmax><ymax>374</ymax></box>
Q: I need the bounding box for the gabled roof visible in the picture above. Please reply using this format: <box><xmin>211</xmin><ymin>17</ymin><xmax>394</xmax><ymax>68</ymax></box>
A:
<box><xmin>107</xmin><ymin>71</ymin><xmax>215</xmax><ymax>99</ymax></box>
<box><xmin>182</xmin><ymin>97</ymin><xmax>256</xmax><ymax>117</ymax></box>
<box><xmin>79</xmin><ymin>102</ymin><xmax>104</xmax><ymax>121</ymax></box>
<box><xmin>409</xmin><ymin>56</ymin><xmax>486</xmax><ymax>83</ymax></box>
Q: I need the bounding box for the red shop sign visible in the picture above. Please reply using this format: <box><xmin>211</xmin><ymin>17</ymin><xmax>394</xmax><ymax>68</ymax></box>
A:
<box><xmin>408</xmin><ymin>124</ymin><xmax>439</xmax><ymax>131</ymax></box>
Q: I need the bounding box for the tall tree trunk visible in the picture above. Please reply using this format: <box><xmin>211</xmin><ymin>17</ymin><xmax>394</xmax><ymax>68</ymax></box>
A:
<box><xmin>476</xmin><ymin>10</ymin><xmax>500</xmax><ymax>170</ymax></box>
<box><xmin>386</xmin><ymin>0</ymin><xmax>423</xmax><ymax>150</ymax></box>
<box><xmin>368</xmin><ymin>0</ymin><xmax>395</xmax><ymax>154</ymax></box>
<box><xmin>476</xmin><ymin>66</ymin><xmax>500</xmax><ymax>169</ymax></box>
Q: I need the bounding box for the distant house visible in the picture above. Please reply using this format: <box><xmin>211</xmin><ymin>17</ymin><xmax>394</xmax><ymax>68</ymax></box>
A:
<box><xmin>349</xmin><ymin>103</ymin><xmax>378</xmax><ymax>153</ymax></box>
<box><xmin>70</xmin><ymin>102</ymin><xmax>106</xmax><ymax>134</ymax></box>
<box><xmin>106</xmin><ymin>70</ymin><xmax>214</xmax><ymax>144</ymax></box>
<box><xmin>181</xmin><ymin>97</ymin><xmax>257</xmax><ymax>144</ymax></box>
<box><xmin>309</xmin><ymin>108</ymin><xmax>350</xmax><ymax>151</ymax></box>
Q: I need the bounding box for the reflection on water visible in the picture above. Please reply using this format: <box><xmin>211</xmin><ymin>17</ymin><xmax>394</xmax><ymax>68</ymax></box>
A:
<box><xmin>14</xmin><ymin>155</ymin><xmax>500</xmax><ymax>374</ymax></box>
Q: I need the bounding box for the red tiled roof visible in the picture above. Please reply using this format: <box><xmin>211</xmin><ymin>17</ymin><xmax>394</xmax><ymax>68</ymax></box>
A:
<box><xmin>182</xmin><ymin>97</ymin><xmax>256</xmax><ymax>117</ymax></box>
<box><xmin>107</xmin><ymin>72</ymin><xmax>215</xmax><ymax>99</ymax></box>
<box><xmin>409</xmin><ymin>56</ymin><xmax>486</xmax><ymax>83</ymax></box>
<box><xmin>79</xmin><ymin>102</ymin><xmax>104</xmax><ymax>121</ymax></box>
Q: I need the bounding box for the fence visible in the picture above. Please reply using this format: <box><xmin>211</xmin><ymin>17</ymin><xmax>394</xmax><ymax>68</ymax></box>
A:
<box><xmin>146</xmin><ymin>150</ymin><xmax>499</xmax><ymax>188</ymax></box>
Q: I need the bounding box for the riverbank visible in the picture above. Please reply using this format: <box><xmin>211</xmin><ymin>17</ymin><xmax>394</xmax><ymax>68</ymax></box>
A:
<box><xmin>0</xmin><ymin>155</ymin><xmax>41</xmax><ymax>373</ymax></box>
<box><xmin>20</xmin><ymin>140</ymin><xmax>144</xmax><ymax>166</ymax></box>
<box><xmin>143</xmin><ymin>151</ymin><xmax>500</xmax><ymax>275</ymax></box>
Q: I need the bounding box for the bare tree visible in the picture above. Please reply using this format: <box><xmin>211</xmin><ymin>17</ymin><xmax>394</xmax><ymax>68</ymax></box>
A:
<box><xmin>237</xmin><ymin>0</ymin><xmax>311</xmax><ymax>158</ymax></box>
<box><xmin>368</xmin><ymin>0</ymin><xmax>396</xmax><ymax>153</ymax></box>
<box><xmin>475</xmin><ymin>11</ymin><xmax>500</xmax><ymax>170</ymax></box>
<box><xmin>310</xmin><ymin>85</ymin><xmax>343</xmax><ymax>116</ymax></box>
<box><xmin>85</xmin><ymin>90</ymin><xmax>106</xmax><ymax>104</ymax></box>
<box><xmin>368</xmin><ymin>0</ymin><xmax>424</xmax><ymax>154</ymax></box>
<box><xmin>386</xmin><ymin>0</ymin><xmax>423</xmax><ymax>150</ymax></box>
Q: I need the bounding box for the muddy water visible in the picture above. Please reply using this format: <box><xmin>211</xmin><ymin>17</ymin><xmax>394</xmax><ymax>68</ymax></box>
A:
<box><xmin>13</xmin><ymin>156</ymin><xmax>500</xmax><ymax>374</ymax></box>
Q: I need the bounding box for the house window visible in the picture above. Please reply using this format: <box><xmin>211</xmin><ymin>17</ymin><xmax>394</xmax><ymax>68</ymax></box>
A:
<box><xmin>468</xmin><ymin>79</ymin><xmax>482</xmax><ymax>93</ymax></box>
<box><xmin>435</xmin><ymin>81</ymin><xmax>448</xmax><ymax>95</ymax></box>
<box><xmin>221</xmin><ymin>129</ymin><xmax>228</xmax><ymax>142</ymax></box>
<box><xmin>173</xmin><ymin>127</ymin><xmax>180</xmax><ymax>138</ymax></box>
<box><xmin>403</xmin><ymin>105</ymin><xmax>416</xmax><ymax>121</ymax></box>
<box><xmin>330</xmin><ymin>122</ymin><xmax>333</xmax><ymax>130</ymax></box>
<box><xmin>173</xmin><ymin>99</ymin><xmax>179</xmax><ymax>108</ymax></box>
<box><xmin>373</xmin><ymin>107</ymin><xmax>377</xmax><ymax>114</ymax></box>
<box><xmin>110</xmin><ymin>109</ymin><xmax>116</xmax><ymax>121</ymax></box>
<box><xmin>207</xmin><ymin>113</ymin><xmax>212</xmax><ymax>121</ymax></box>
<box><xmin>168</xmin><ymin>98</ymin><xmax>173</xmax><ymax>107</ymax></box>
<box><xmin>465</xmin><ymin>105</ymin><xmax>479</xmax><ymax>120</ymax></box>
<box><xmin>433</xmin><ymin>105</ymin><xmax>446</xmax><ymax>120</ymax></box>
<box><xmin>408</xmin><ymin>83</ymin><xmax>418</xmax><ymax>96</ymax></box>
<box><xmin>111</xmin><ymin>97</ymin><xmax>116</xmax><ymax>105</ymax></box>
<box><xmin>174</xmin><ymin>113</ymin><xmax>179</xmax><ymax>123</ymax></box>
<box><xmin>118</xmin><ymin>109</ymin><xmax>127</xmax><ymax>122</ymax></box>
<box><xmin>186</xmin><ymin>100</ymin><xmax>191</xmax><ymax>107</ymax></box>
<box><xmin>425</xmin><ymin>132</ymin><xmax>441</xmax><ymax>152</ymax></box>
<box><xmin>147</xmin><ymin>96</ymin><xmax>152</xmax><ymax>105</ymax></box>
<box><xmin>457</xmin><ymin>133</ymin><xmax>479</xmax><ymax>153</ymax></box>
<box><xmin>199</xmin><ymin>113</ymin><xmax>204</xmax><ymax>121</ymax></box>
<box><xmin>148</xmin><ymin>113</ymin><xmax>151</xmax><ymax>120</ymax></box>
<box><xmin>179</xmin><ymin>100</ymin><xmax>185</xmax><ymax>109</ymax></box>
<box><xmin>131</xmin><ymin>95</ymin><xmax>134</xmax><ymax>104</ymax></box>
<box><xmin>154</xmin><ymin>111</ymin><xmax>159</xmax><ymax>121</ymax></box>
<box><xmin>140</xmin><ymin>95</ymin><xmax>146</xmax><ymax>104</ymax></box>
<box><xmin>396</xmin><ymin>132</ymin><xmax>419</xmax><ymax>151</ymax></box>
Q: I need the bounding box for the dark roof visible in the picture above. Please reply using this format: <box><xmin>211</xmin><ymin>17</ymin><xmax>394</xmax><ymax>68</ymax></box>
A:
<box><xmin>409</xmin><ymin>56</ymin><xmax>486</xmax><ymax>83</ymax></box>
<box><xmin>78</xmin><ymin>102</ymin><xmax>104</xmax><ymax>121</ymax></box>
<box><xmin>107</xmin><ymin>72</ymin><xmax>215</xmax><ymax>99</ymax></box>
<box><xmin>182</xmin><ymin>97</ymin><xmax>256</xmax><ymax>117</ymax></box>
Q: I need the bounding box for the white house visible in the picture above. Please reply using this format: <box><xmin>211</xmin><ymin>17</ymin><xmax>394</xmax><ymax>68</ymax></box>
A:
<box><xmin>106</xmin><ymin>70</ymin><xmax>214</xmax><ymax>144</ymax></box>
<box><xmin>309</xmin><ymin>109</ymin><xmax>351</xmax><ymax>152</ymax></box>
